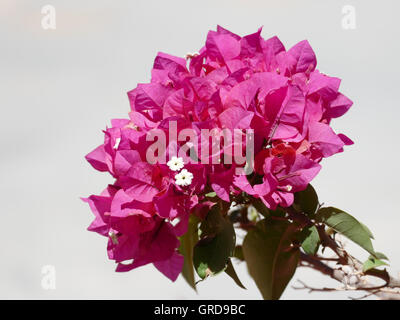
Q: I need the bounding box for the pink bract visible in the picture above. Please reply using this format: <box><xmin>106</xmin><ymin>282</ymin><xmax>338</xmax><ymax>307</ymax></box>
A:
<box><xmin>84</xmin><ymin>26</ymin><xmax>353</xmax><ymax>281</ymax></box>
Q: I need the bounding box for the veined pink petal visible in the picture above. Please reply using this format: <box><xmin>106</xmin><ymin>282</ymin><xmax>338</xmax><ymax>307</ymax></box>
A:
<box><xmin>85</xmin><ymin>145</ymin><xmax>110</xmax><ymax>172</ymax></box>
<box><xmin>218</xmin><ymin>107</ymin><xmax>254</xmax><ymax>129</ymax></box>
<box><xmin>206</xmin><ymin>30</ymin><xmax>241</xmax><ymax>63</ymax></box>
<box><xmin>288</xmin><ymin>40</ymin><xmax>317</xmax><ymax>74</ymax></box>
<box><xmin>308</xmin><ymin>122</ymin><xmax>345</xmax><ymax>157</ymax></box>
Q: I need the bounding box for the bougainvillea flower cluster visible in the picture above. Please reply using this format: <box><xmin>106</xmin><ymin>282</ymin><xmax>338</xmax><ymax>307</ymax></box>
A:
<box><xmin>83</xmin><ymin>26</ymin><xmax>353</xmax><ymax>281</ymax></box>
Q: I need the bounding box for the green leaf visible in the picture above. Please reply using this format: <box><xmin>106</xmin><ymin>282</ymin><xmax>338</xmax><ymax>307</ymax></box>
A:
<box><xmin>315</xmin><ymin>207</ymin><xmax>376</xmax><ymax>256</ymax></box>
<box><xmin>193</xmin><ymin>205</ymin><xmax>236</xmax><ymax>279</ymax></box>
<box><xmin>300</xmin><ymin>226</ymin><xmax>320</xmax><ymax>255</ymax></box>
<box><xmin>242</xmin><ymin>219</ymin><xmax>300</xmax><ymax>300</ymax></box>
<box><xmin>293</xmin><ymin>184</ymin><xmax>319</xmax><ymax>216</ymax></box>
<box><xmin>233</xmin><ymin>245</ymin><xmax>244</xmax><ymax>261</ymax></box>
<box><xmin>269</xmin><ymin>207</ymin><xmax>286</xmax><ymax>217</ymax></box>
<box><xmin>225</xmin><ymin>258</ymin><xmax>246</xmax><ymax>289</ymax></box>
<box><xmin>251</xmin><ymin>199</ymin><xmax>270</xmax><ymax>217</ymax></box>
<box><xmin>205</xmin><ymin>191</ymin><xmax>217</xmax><ymax>198</ymax></box>
<box><xmin>178</xmin><ymin>215</ymin><xmax>200</xmax><ymax>290</ymax></box>
<box><xmin>374</xmin><ymin>252</ymin><xmax>389</xmax><ymax>261</ymax></box>
<box><xmin>251</xmin><ymin>198</ymin><xmax>286</xmax><ymax>218</ymax></box>
<box><xmin>363</xmin><ymin>255</ymin><xmax>389</xmax><ymax>272</ymax></box>
<box><xmin>360</xmin><ymin>222</ymin><xmax>375</xmax><ymax>240</ymax></box>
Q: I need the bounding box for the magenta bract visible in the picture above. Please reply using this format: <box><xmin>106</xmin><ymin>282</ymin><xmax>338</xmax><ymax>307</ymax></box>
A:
<box><xmin>84</xmin><ymin>26</ymin><xmax>353</xmax><ymax>281</ymax></box>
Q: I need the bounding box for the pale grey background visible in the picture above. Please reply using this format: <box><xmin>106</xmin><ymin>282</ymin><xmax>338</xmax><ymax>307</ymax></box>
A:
<box><xmin>1</xmin><ymin>0</ymin><xmax>399</xmax><ymax>299</ymax></box>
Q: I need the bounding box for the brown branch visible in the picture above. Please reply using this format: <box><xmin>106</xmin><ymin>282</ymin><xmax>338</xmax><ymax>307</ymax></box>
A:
<box><xmin>299</xmin><ymin>249</ymin><xmax>400</xmax><ymax>299</ymax></box>
<box><xmin>285</xmin><ymin>206</ymin><xmax>400</xmax><ymax>299</ymax></box>
<box><xmin>243</xmin><ymin>200</ymin><xmax>400</xmax><ymax>299</ymax></box>
<box><xmin>292</xmin><ymin>279</ymin><xmax>340</xmax><ymax>293</ymax></box>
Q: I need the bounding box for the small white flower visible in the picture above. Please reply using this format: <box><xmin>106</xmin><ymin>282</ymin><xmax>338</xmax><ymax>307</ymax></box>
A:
<box><xmin>167</xmin><ymin>156</ymin><xmax>184</xmax><ymax>171</ymax></box>
<box><xmin>113</xmin><ymin>137</ymin><xmax>121</xmax><ymax>149</ymax></box>
<box><xmin>175</xmin><ymin>169</ymin><xmax>193</xmax><ymax>187</ymax></box>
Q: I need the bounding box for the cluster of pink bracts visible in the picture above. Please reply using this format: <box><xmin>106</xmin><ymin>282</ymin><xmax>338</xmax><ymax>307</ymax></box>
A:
<box><xmin>83</xmin><ymin>26</ymin><xmax>353</xmax><ymax>281</ymax></box>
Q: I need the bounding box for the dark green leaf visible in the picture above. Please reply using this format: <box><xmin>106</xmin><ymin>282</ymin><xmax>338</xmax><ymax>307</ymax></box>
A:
<box><xmin>178</xmin><ymin>215</ymin><xmax>200</xmax><ymax>290</ymax></box>
<box><xmin>242</xmin><ymin>219</ymin><xmax>300</xmax><ymax>300</ymax></box>
<box><xmin>233</xmin><ymin>245</ymin><xmax>244</xmax><ymax>261</ymax></box>
<box><xmin>193</xmin><ymin>205</ymin><xmax>236</xmax><ymax>279</ymax></box>
<box><xmin>294</xmin><ymin>184</ymin><xmax>319</xmax><ymax>216</ymax></box>
<box><xmin>269</xmin><ymin>207</ymin><xmax>286</xmax><ymax>217</ymax></box>
<box><xmin>251</xmin><ymin>199</ymin><xmax>270</xmax><ymax>217</ymax></box>
<box><xmin>225</xmin><ymin>259</ymin><xmax>246</xmax><ymax>289</ymax></box>
<box><xmin>250</xmin><ymin>198</ymin><xmax>286</xmax><ymax>218</ymax></box>
<box><xmin>315</xmin><ymin>207</ymin><xmax>376</xmax><ymax>257</ymax></box>
<box><xmin>300</xmin><ymin>226</ymin><xmax>320</xmax><ymax>255</ymax></box>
